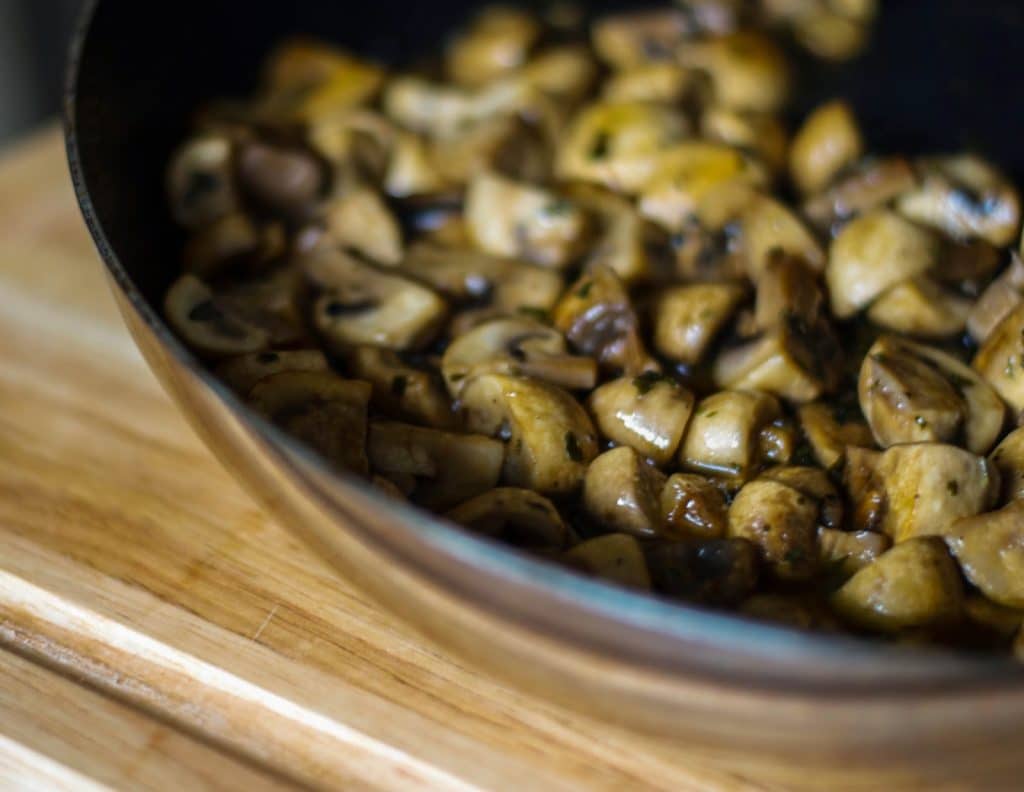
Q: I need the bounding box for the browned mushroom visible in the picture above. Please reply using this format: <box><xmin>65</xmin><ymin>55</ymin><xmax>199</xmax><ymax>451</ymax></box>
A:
<box><xmin>582</xmin><ymin>446</ymin><xmax>668</xmax><ymax>537</ymax></box>
<box><xmin>789</xmin><ymin>100</ymin><xmax>863</xmax><ymax>195</ymax></box>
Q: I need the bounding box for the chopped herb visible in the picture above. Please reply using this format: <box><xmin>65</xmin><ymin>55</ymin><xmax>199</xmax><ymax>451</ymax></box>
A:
<box><xmin>702</xmin><ymin>410</ymin><xmax>718</xmax><ymax>419</ymax></box>
<box><xmin>565</xmin><ymin>431</ymin><xmax>583</xmax><ymax>462</ymax></box>
<box><xmin>589</xmin><ymin>131</ymin><xmax>611</xmax><ymax>159</ymax></box>
<box><xmin>575</xmin><ymin>280</ymin><xmax>593</xmax><ymax>299</ymax></box>
<box><xmin>517</xmin><ymin>306</ymin><xmax>550</xmax><ymax>322</ymax></box>
<box><xmin>947</xmin><ymin>480</ymin><xmax>960</xmax><ymax>496</ymax></box>
<box><xmin>391</xmin><ymin>375</ymin><xmax>408</xmax><ymax>397</ymax></box>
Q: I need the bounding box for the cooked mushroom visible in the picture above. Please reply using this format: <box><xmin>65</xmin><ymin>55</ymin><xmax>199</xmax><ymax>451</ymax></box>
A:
<box><xmin>552</xmin><ymin>266</ymin><xmax>657</xmax><ymax>376</ymax></box>
<box><xmin>752</xmin><ymin>252</ymin><xmax>825</xmax><ymax>331</ymax></box>
<box><xmin>652</xmin><ymin>282</ymin><xmax>747</xmax><ymax>366</ymax></box>
<box><xmin>818</xmin><ymin>528</ymin><xmax>891</xmax><ymax>577</ymax></box>
<box><xmin>167</xmin><ymin>135</ymin><xmax>239</xmax><ymax>230</ymax></box>
<box><xmin>866</xmin><ymin>277</ymin><xmax>972</xmax><ymax>339</ymax></box>
<box><xmin>182</xmin><ymin>213</ymin><xmax>281</xmax><ymax>280</ymax></box>
<box><xmin>459</xmin><ymin>374</ymin><xmax>598</xmax><ymax>494</ymax></box>
<box><xmin>832</xmin><ymin>538</ymin><xmax>963</xmax><ymax>633</ymax></box>
<box><xmin>797</xmin><ymin>401</ymin><xmax>874</xmax><ymax>471</ymax></box>
<box><xmin>465</xmin><ymin>170</ymin><xmax>588</xmax><ymax>269</ymax></box>
<box><xmin>582</xmin><ymin>446</ymin><xmax>668</xmax><ymax>536</ymax></box>
<box><xmin>844</xmin><ymin>442</ymin><xmax>999</xmax><ymax>542</ymax></box>
<box><xmin>517</xmin><ymin>45</ymin><xmax>597</xmax><ymax>104</ymax></box>
<box><xmin>660</xmin><ymin>473</ymin><xmax>729</xmax><ymax>540</ymax></box>
<box><xmin>759</xmin><ymin>465</ymin><xmax>843</xmax><ymax>530</ymax></box>
<box><xmin>973</xmin><ymin>301</ymin><xmax>1024</xmax><ymax>412</ymax></box>
<box><xmin>236</xmin><ymin>141</ymin><xmax>324</xmax><ymax>221</ymax></box>
<box><xmin>430</xmin><ymin>115</ymin><xmax>550</xmax><ymax>187</ymax></box>
<box><xmin>441</xmin><ymin>317</ymin><xmax>597</xmax><ymax>395</ymax></box>
<box><xmin>677</xmin><ymin>31</ymin><xmax>789</xmax><ymax>113</ymax></box>
<box><xmin>728</xmin><ymin>477</ymin><xmax>819</xmax><ymax>580</ymax></box>
<box><xmin>826</xmin><ymin>209</ymin><xmax>939</xmax><ymax>319</ymax></box>
<box><xmin>646</xmin><ymin>538</ymin><xmax>759</xmax><ymax>605</ymax></box>
<box><xmin>447</xmin><ymin>487</ymin><xmax>569</xmax><ymax>549</ymax></box>
<box><xmin>602</xmin><ymin>63</ymin><xmax>694</xmax><ymax>104</ymax></box>
<box><xmin>789</xmin><ymin>100</ymin><xmax>863</xmax><ymax>195</ymax></box>
<box><xmin>216</xmin><ymin>349</ymin><xmax>330</xmax><ymax>394</ymax></box>
<box><xmin>248</xmin><ymin>371</ymin><xmax>372</xmax><ymax>474</ymax></box>
<box><xmin>803</xmin><ymin>156</ymin><xmax>918</xmax><ymax>231</ymax></box>
<box><xmin>945</xmin><ymin>501</ymin><xmax>1024</xmax><ymax>608</ymax></box>
<box><xmin>303</xmin><ymin>245</ymin><xmax>447</xmax><ymax>351</ymax></box>
<box><xmin>792</xmin><ymin>6</ymin><xmax>872</xmax><ymax>61</ymax></box>
<box><xmin>322</xmin><ymin>185</ymin><xmax>403</xmax><ymax>265</ymax></box>
<box><xmin>385</xmin><ymin>131</ymin><xmax>446</xmax><ymax>198</ymax></box>
<box><xmin>859</xmin><ymin>336</ymin><xmax>1006</xmax><ymax>454</ymax></box>
<box><xmin>564</xmin><ymin>534</ymin><xmax>651</xmax><ymax>589</ymax></box>
<box><xmin>164</xmin><ymin>274</ymin><xmax>270</xmax><ymax>357</ymax></box>
<box><xmin>587</xmin><ymin>374</ymin><xmax>695</xmax><ymax>466</ymax></box>
<box><xmin>591</xmin><ymin>9</ymin><xmax>691</xmax><ymax>68</ymax></box>
<box><xmin>701</xmin><ymin>106</ymin><xmax>789</xmax><ymax>175</ymax></box>
<box><xmin>679</xmin><ymin>390</ymin><xmax>785</xmax><ymax>484</ymax></box>
<box><xmin>737</xmin><ymin>194</ymin><xmax>825</xmax><ymax>281</ymax></box>
<box><xmin>897</xmin><ymin>155</ymin><xmax>1022</xmax><ymax>247</ymax></box>
<box><xmin>446</xmin><ymin>6</ymin><xmax>540</xmax><ymax>87</ymax></box>
<box><xmin>346</xmin><ymin>346</ymin><xmax>453</xmax><ymax>428</ymax></box>
<box><xmin>990</xmin><ymin>427</ymin><xmax>1024</xmax><ymax>503</ymax></box>
<box><xmin>963</xmin><ymin>595</ymin><xmax>1024</xmax><ymax>640</ymax></box>
<box><xmin>967</xmin><ymin>252</ymin><xmax>1024</xmax><ymax>344</ymax></box>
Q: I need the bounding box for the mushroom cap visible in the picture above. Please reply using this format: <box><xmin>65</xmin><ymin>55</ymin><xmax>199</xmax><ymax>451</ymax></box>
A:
<box><xmin>582</xmin><ymin>446</ymin><xmax>668</xmax><ymax>537</ymax></box>
<box><xmin>167</xmin><ymin>135</ymin><xmax>238</xmax><ymax>230</ymax></box>
<box><xmin>564</xmin><ymin>534</ymin><xmax>652</xmax><ymax>589</ymax></box>
<box><xmin>217</xmin><ymin>349</ymin><xmax>329</xmax><ymax>394</ymax></box>
<box><xmin>728</xmin><ymin>478</ymin><xmax>820</xmax><ymax>580</ymax></box>
<box><xmin>660</xmin><ymin>473</ymin><xmax>729</xmax><ymax>540</ymax></box>
<box><xmin>973</xmin><ymin>301</ymin><xmax>1024</xmax><ymax>412</ymax></box>
<box><xmin>676</xmin><ymin>31</ymin><xmax>789</xmax><ymax>113</ymax></box>
<box><xmin>446</xmin><ymin>487</ymin><xmax>569</xmax><ymax>549</ymax></box>
<box><xmin>445</xmin><ymin>7</ymin><xmax>541</xmax><ymax>87</ymax></box>
<box><xmin>789</xmin><ymin>100</ymin><xmax>863</xmax><ymax>195</ymax></box>
<box><xmin>990</xmin><ymin>426</ymin><xmax>1024</xmax><ymax>503</ymax></box>
<box><xmin>652</xmin><ymin>283</ymin><xmax>747</xmax><ymax>366</ymax></box>
<box><xmin>164</xmin><ymin>274</ymin><xmax>270</xmax><ymax>358</ymax></box>
<box><xmin>945</xmin><ymin>501</ymin><xmax>1024</xmax><ymax>609</ymax></box>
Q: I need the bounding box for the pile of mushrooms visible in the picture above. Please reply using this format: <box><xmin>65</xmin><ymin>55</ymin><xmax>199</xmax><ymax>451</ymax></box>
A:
<box><xmin>165</xmin><ymin>1</ymin><xmax>1024</xmax><ymax>657</ymax></box>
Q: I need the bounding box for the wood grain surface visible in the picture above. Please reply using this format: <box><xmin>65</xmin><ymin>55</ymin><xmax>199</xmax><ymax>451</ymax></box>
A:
<box><xmin>0</xmin><ymin>127</ymin><xmax>789</xmax><ymax>791</ymax></box>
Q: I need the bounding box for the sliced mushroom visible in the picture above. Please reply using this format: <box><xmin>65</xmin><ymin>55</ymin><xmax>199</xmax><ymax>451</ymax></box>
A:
<box><xmin>167</xmin><ymin>135</ymin><xmax>239</xmax><ymax>230</ymax></box>
<box><xmin>459</xmin><ymin>374</ymin><xmax>598</xmax><ymax>494</ymax></box>
<box><xmin>602</xmin><ymin>64</ymin><xmax>694</xmax><ymax>104</ymax></box>
<box><xmin>441</xmin><ymin>317</ymin><xmax>597</xmax><ymax>395</ymax></box>
<box><xmin>652</xmin><ymin>282</ymin><xmax>747</xmax><ymax>366</ymax></box>
<box><xmin>752</xmin><ymin>253</ymin><xmax>825</xmax><ymax>331</ymax></box>
<box><xmin>303</xmin><ymin>246</ymin><xmax>447</xmax><ymax>351</ymax></box>
<box><xmin>646</xmin><ymin>538</ymin><xmax>759</xmax><ymax>605</ymax></box>
<box><xmin>367</xmin><ymin>421</ymin><xmax>504</xmax><ymax>509</ymax></box>
<box><xmin>517</xmin><ymin>45</ymin><xmax>597</xmax><ymax>104</ymax></box>
<box><xmin>216</xmin><ymin>349</ymin><xmax>330</xmax><ymax>394</ymax></box>
<box><xmin>676</xmin><ymin>31</ymin><xmax>789</xmax><ymax>113</ymax></box>
<box><xmin>552</xmin><ymin>266</ymin><xmax>657</xmax><ymax>376</ymax></box>
<box><xmin>701</xmin><ymin>106</ymin><xmax>789</xmax><ymax>175</ymax></box>
<box><xmin>759</xmin><ymin>465</ymin><xmax>843</xmax><ymax>530</ymax></box>
<box><xmin>990</xmin><ymin>427</ymin><xmax>1024</xmax><ymax>503</ymax></box>
<box><xmin>346</xmin><ymin>346</ymin><xmax>453</xmax><ymax>429</ymax></box>
<box><xmin>844</xmin><ymin>442</ymin><xmax>999</xmax><ymax>542</ymax></box>
<box><xmin>944</xmin><ymin>501</ymin><xmax>1024</xmax><ymax>608</ymax></box>
<box><xmin>465</xmin><ymin>170</ymin><xmax>588</xmax><ymax>269</ymax></box>
<box><xmin>591</xmin><ymin>9</ymin><xmax>691</xmax><ymax>68</ymax></box>
<box><xmin>728</xmin><ymin>477</ymin><xmax>819</xmax><ymax>580</ymax></box>
<box><xmin>236</xmin><ymin>141</ymin><xmax>325</xmax><ymax>221</ymax></box>
<box><xmin>447</xmin><ymin>487</ymin><xmax>569</xmax><ymax>549</ymax></box>
<box><xmin>737</xmin><ymin>194</ymin><xmax>825</xmax><ymax>281</ymax></box>
<box><xmin>215</xmin><ymin>266</ymin><xmax>308</xmax><ymax>348</ymax></box>
<box><xmin>974</xmin><ymin>301</ymin><xmax>1024</xmax><ymax>412</ymax></box>
<box><xmin>831</xmin><ymin>538</ymin><xmax>963</xmax><ymax>633</ymax></box>
<box><xmin>248</xmin><ymin>371</ymin><xmax>372</xmax><ymax>475</ymax></box>
<box><xmin>866</xmin><ymin>277</ymin><xmax>972</xmax><ymax>339</ymax></box>
<box><xmin>582</xmin><ymin>446</ymin><xmax>668</xmax><ymax>537</ymax></box>
<box><xmin>564</xmin><ymin>534</ymin><xmax>651</xmax><ymax>589</ymax></box>
<box><xmin>385</xmin><ymin>131</ymin><xmax>446</xmax><ymax>198</ymax></box>
<box><xmin>826</xmin><ymin>209</ymin><xmax>939</xmax><ymax>319</ymax></box>
<box><xmin>818</xmin><ymin>528</ymin><xmax>891</xmax><ymax>577</ymax></box>
<box><xmin>967</xmin><ymin>252</ymin><xmax>1024</xmax><ymax>344</ymax></box>
<box><xmin>660</xmin><ymin>473</ymin><xmax>729</xmax><ymax>540</ymax></box>
<box><xmin>587</xmin><ymin>374</ymin><xmax>695</xmax><ymax>466</ymax></box>
<box><xmin>679</xmin><ymin>390</ymin><xmax>784</xmax><ymax>484</ymax></box>
<box><xmin>430</xmin><ymin>115</ymin><xmax>550</xmax><ymax>187</ymax></box>
<box><xmin>165</xmin><ymin>274</ymin><xmax>270</xmax><ymax>357</ymax></box>
<box><xmin>556</xmin><ymin>101</ymin><xmax>690</xmax><ymax>193</ymax></box>
<box><xmin>803</xmin><ymin>156</ymin><xmax>918</xmax><ymax>231</ymax></box>
<box><xmin>859</xmin><ymin>336</ymin><xmax>1006</xmax><ymax>454</ymax></box>
<box><xmin>182</xmin><ymin>213</ymin><xmax>281</xmax><ymax>280</ymax></box>
<box><xmin>797</xmin><ymin>401</ymin><xmax>874</xmax><ymax>471</ymax></box>
<box><xmin>306</xmin><ymin>109</ymin><xmax>395</xmax><ymax>178</ymax></box>
<box><xmin>322</xmin><ymin>185</ymin><xmax>403</xmax><ymax>265</ymax></box>
<box><xmin>789</xmin><ymin>100</ymin><xmax>863</xmax><ymax>195</ymax></box>
<box><xmin>897</xmin><ymin>155</ymin><xmax>1021</xmax><ymax>247</ymax></box>
<box><xmin>446</xmin><ymin>7</ymin><xmax>540</xmax><ymax>87</ymax></box>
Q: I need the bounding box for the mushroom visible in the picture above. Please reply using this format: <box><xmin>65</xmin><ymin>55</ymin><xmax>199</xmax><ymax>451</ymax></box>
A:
<box><xmin>859</xmin><ymin>336</ymin><xmax>1006</xmax><ymax>454</ymax></box>
<box><xmin>973</xmin><ymin>301</ymin><xmax>1024</xmax><ymax>412</ymax></box>
<box><xmin>556</xmin><ymin>101</ymin><xmax>690</xmax><ymax>193</ymax></box>
<box><xmin>564</xmin><ymin>534</ymin><xmax>651</xmax><ymax>589</ymax></box>
<box><xmin>322</xmin><ymin>185</ymin><xmax>403</xmax><ymax>265</ymax></box>
<box><xmin>737</xmin><ymin>194</ymin><xmax>825</xmax><ymax>281</ymax></box>
<box><xmin>865</xmin><ymin>277</ymin><xmax>972</xmax><ymax>339</ymax></box>
<box><xmin>465</xmin><ymin>170</ymin><xmax>588</xmax><ymax>269</ymax></box>
<box><xmin>216</xmin><ymin>349</ymin><xmax>330</xmax><ymax>394</ymax></box>
<box><xmin>831</xmin><ymin>538</ymin><xmax>963</xmax><ymax>633</ymax></box>
<box><xmin>591</xmin><ymin>10</ymin><xmax>691</xmax><ymax>68</ymax></box>
<box><xmin>678</xmin><ymin>390</ymin><xmax>785</xmax><ymax>484</ymax></box>
<box><xmin>803</xmin><ymin>156</ymin><xmax>918</xmax><ymax>232</ymax></box>
<box><xmin>602</xmin><ymin>63</ymin><xmax>694</xmax><ymax>104</ymax></box>
<box><xmin>385</xmin><ymin>131</ymin><xmax>446</xmax><ymax>198</ymax></box>
<box><xmin>843</xmin><ymin>442</ymin><xmax>999</xmax><ymax>542</ymax></box>
<box><xmin>552</xmin><ymin>266</ymin><xmax>657</xmax><ymax>376</ymax></box>
<box><xmin>652</xmin><ymin>282</ymin><xmax>747</xmax><ymax>366</ymax></box>
<box><xmin>826</xmin><ymin>209</ymin><xmax>939</xmax><ymax>319</ymax></box>
<box><xmin>587</xmin><ymin>374</ymin><xmax>695</xmax><ymax>466</ymax></box>
<box><xmin>517</xmin><ymin>45</ymin><xmax>597</xmax><ymax>104</ymax></box>
<box><xmin>944</xmin><ymin>501</ymin><xmax>1024</xmax><ymax>608</ymax></box>
<box><xmin>583</xmin><ymin>447</ymin><xmax>668</xmax><ymax>536</ymax></box>
<box><xmin>818</xmin><ymin>528</ymin><xmax>891</xmax><ymax>577</ymax></box>
<box><xmin>963</xmin><ymin>595</ymin><xmax>1024</xmax><ymax>640</ymax></box>
<box><xmin>346</xmin><ymin>346</ymin><xmax>453</xmax><ymax>429</ymax></box>
<box><xmin>248</xmin><ymin>371</ymin><xmax>372</xmax><ymax>475</ymax></box>
<box><xmin>164</xmin><ymin>274</ymin><xmax>270</xmax><ymax>357</ymax></box>
<box><xmin>305</xmin><ymin>108</ymin><xmax>395</xmax><ymax>177</ymax></box>
<box><xmin>303</xmin><ymin>245</ymin><xmax>448</xmax><ymax>352</ymax></box>
<box><xmin>430</xmin><ymin>115</ymin><xmax>550</xmax><ymax>187</ymax></box>
<box><xmin>167</xmin><ymin>135</ymin><xmax>239</xmax><ymax>230</ymax></box>
<box><xmin>236</xmin><ymin>141</ymin><xmax>325</xmax><ymax>221</ymax></box>
<box><xmin>752</xmin><ymin>252</ymin><xmax>825</xmax><ymax>331</ymax></box>
<box><xmin>446</xmin><ymin>488</ymin><xmax>569</xmax><ymax>549</ymax></box>
<box><xmin>897</xmin><ymin>155</ymin><xmax>1021</xmax><ymax>247</ymax></box>
<box><xmin>459</xmin><ymin>373</ymin><xmax>598</xmax><ymax>495</ymax></box>
<box><xmin>727</xmin><ymin>477</ymin><xmax>820</xmax><ymax>580</ymax></box>
<box><xmin>990</xmin><ymin>427</ymin><xmax>1024</xmax><ymax>503</ymax></box>
<box><xmin>645</xmin><ymin>538</ymin><xmax>759</xmax><ymax>605</ymax></box>
<box><xmin>445</xmin><ymin>7</ymin><xmax>540</xmax><ymax>87</ymax></box>
<box><xmin>797</xmin><ymin>401</ymin><xmax>874</xmax><ymax>471</ymax></box>
<box><xmin>759</xmin><ymin>465</ymin><xmax>844</xmax><ymax>530</ymax></box>
<box><xmin>659</xmin><ymin>473</ymin><xmax>729</xmax><ymax>540</ymax></box>
<box><xmin>676</xmin><ymin>31</ymin><xmax>789</xmax><ymax>113</ymax></box>
<box><xmin>367</xmin><ymin>421</ymin><xmax>504</xmax><ymax>509</ymax></box>
<box><xmin>182</xmin><ymin>213</ymin><xmax>283</xmax><ymax>280</ymax></box>
<box><xmin>967</xmin><ymin>252</ymin><xmax>1024</xmax><ymax>344</ymax></box>
<box><xmin>441</xmin><ymin>317</ymin><xmax>597</xmax><ymax>395</ymax></box>
<box><xmin>789</xmin><ymin>100</ymin><xmax>863</xmax><ymax>195</ymax></box>
<box><xmin>701</xmin><ymin>106</ymin><xmax>789</xmax><ymax>175</ymax></box>
<box><xmin>215</xmin><ymin>266</ymin><xmax>308</xmax><ymax>348</ymax></box>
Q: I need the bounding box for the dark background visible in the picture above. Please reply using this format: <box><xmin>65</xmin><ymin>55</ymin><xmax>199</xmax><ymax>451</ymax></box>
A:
<box><xmin>0</xmin><ymin>0</ymin><xmax>82</xmax><ymax>145</ymax></box>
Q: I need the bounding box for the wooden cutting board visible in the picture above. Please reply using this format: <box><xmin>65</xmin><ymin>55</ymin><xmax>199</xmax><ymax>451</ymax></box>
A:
<box><xmin>0</xmin><ymin>126</ymin><xmax>797</xmax><ymax>791</ymax></box>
